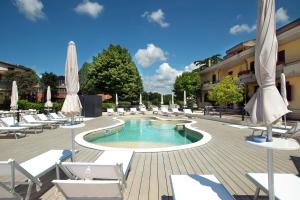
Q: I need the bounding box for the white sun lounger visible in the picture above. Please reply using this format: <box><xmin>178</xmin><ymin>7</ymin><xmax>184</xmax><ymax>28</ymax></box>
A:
<box><xmin>117</xmin><ymin>108</ymin><xmax>125</xmax><ymax>116</ymax></box>
<box><xmin>107</xmin><ymin>108</ymin><xmax>115</xmax><ymax>116</ymax></box>
<box><xmin>171</xmin><ymin>174</ymin><xmax>235</xmax><ymax>200</ymax></box>
<box><xmin>161</xmin><ymin>107</ymin><xmax>171</xmax><ymax>116</ymax></box>
<box><xmin>1</xmin><ymin>117</ymin><xmax>43</xmax><ymax>134</ymax></box>
<box><xmin>94</xmin><ymin>150</ymin><xmax>134</xmax><ymax>178</ymax></box>
<box><xmin>171</xmin><ymin>108</ymin><xmax>183</xmax><ymax>116</ymax></box>
<box><xmin>250</xmin><ymin>122</ymin><xmax>300</xmax><ymax>138</ymax></box>
<box><xmin>37</xmin><ymin>113</ymin><xmax>65</xmax><ymax>124</ymax></box>
<box><xmin>0</xmin><ymin>150</ymin><xmax>72</xmax><ymax>200</ymax></box>
<box><xmin>247</xmin><ymin>173</ymin><xmax>300</xmax><ymax>200</ymax></box>
<box><xmin>140</xmin><ymin>107</ymin><xmax>147</xmax><ymax>114</ymax></box>
<box><xmin>152</xmin><ymin>107</ymin><xmax>159</xmax><ymax>114</ymax></box>
<box><xmin>130</xmin><ymin>108</ymin><xmax>137</xmax><ymax>115</ymax></box>
<box><xmin>22</xmin><ymin>115</ymin><xmax>57</xmax><ymax>128</ymax></box>
<box><xmin>0</xmin><ymin>126</ymin><xmax>28</xmax><ymax>139</ymax></box>
<box><xmin>53</xmin><ymin>179</ymin><xmax>123</xmax><ymax>200</ymax></box>
<box><xmin>183</xmin><ymin>109</ymin><xmax>198</xmax><ymax>118</ymax></box>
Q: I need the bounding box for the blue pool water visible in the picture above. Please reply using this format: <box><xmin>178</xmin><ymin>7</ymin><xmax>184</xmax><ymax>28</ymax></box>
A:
<box><xmin>88</xmin><ymin>119</ymin><xmax>202</xmax><ymax>146</ymax></box>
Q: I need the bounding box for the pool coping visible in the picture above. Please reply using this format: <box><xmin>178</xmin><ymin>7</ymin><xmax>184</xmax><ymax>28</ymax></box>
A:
<box><xmin>75</xmin><ymin>116</ymin><xmax>212</xmax><ymax>153</ymax></box>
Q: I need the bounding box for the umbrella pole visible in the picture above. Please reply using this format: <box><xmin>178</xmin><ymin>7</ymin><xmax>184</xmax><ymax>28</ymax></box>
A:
<box><xmin>71</xmin><ymin>116</ymin><xmax>75</xmax><ymax>162</ymax></box>
<box><xmin>284</xmin><ymin>115</ymin><xmax>287</xmax><ymax>129</ymax></box>
<box><xmin>267</xmin><ymin>125</ymin><xmax>275</xmax><ymax>200</ymax></box>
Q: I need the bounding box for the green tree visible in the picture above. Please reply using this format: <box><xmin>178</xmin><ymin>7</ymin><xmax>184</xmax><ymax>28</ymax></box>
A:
<box><xmin>208</xmin><ymin>75</ymin><xmax>244</xmax><ymax>105</ymax></box>
<box><xmin>78</xmin><ymin>62</ymin><xmax>90</xmax><ymax>94</ymax></box>
<box><xmin>85</xmin><ymin>44</ymin><xmax>143</xmax><ymax>101</ymax></box>
<box><xmin>40</xmin><ymin>72</ymin><xmax>58</xmax><ymax>96</ymax></box>
<box><xmin>4</xmin><ymin>69</ymin><xmax>39</xmax><ymax>99</ymax></box>
<box><xmin>194</xmin><ymin>54</ymin><xmax>223</xmax><ymax>71</ymax></box>
<box><xmin>173</xmin><ymin>71</ymin><xmax>201</xmax><ymax>100</ymax></box>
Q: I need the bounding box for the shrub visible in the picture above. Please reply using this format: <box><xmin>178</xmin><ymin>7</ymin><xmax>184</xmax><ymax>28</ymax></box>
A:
<box><xmin>53</xmin><ymin>101</ymin><xmax>64</xmax><ymax>111</ymax></box>
<box><xmin>18</xmin><ymin>99</ymin><xmax>43</xmax><ymax>111</ymax></box>
<box><xmin>118</xmin><ymin>101</ymin><xmax>131</xmax><ymax>110</ymax></box>
<box><xmin>102</xmin><ymin>102</ymin><xmax>116</xmax><ymax>111</ymax></box>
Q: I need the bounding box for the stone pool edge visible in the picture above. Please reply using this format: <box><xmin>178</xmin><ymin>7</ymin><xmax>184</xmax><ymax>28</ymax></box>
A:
<box><xmin>75</xmin><ymin>116</ymin><xmax>212</xmax><ymax>153</ymax></box>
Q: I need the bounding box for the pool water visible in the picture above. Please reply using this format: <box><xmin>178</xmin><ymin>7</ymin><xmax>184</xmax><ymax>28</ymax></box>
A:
<box><xmin>87</xmin><ymin>119</ymin><xmax>202</xmax><ymax>148</ymax></box>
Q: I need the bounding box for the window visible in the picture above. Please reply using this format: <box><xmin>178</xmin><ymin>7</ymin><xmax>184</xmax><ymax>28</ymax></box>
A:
<box><xmin>212</xmin><ymin>74</ymin><xmax>217</xmax><ymax>83</ymax></box>
<box><xmin>228</xmin><ymin>71</ymin><xmax>233</xmax><ymax>76</ymax></box>
<box><xmin>277</xmin><ymin>50</ymin><xmax>285</xmax><ymax>65</ymax></box>
<box><xmin>277</xmin><ymin>82</ymin><xmax>292</xmax><ymax>101</ymax></box>
<box><xmin>250</xmin><ymin>61</ymin><xmax>255</xmax><ymax>73</ymax></box>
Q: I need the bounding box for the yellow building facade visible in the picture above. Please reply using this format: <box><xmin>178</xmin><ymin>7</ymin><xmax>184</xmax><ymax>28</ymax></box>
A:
<box><xmin>200</xmin><ymin>18</ymin><xmax>300</xmax><ymax>119</ymax></box>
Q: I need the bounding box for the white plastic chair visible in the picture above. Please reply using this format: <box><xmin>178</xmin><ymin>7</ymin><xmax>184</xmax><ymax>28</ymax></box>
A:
<box><xmin>117</xmin><ymin>108</ymin><xmax>125</xmax><ymax>116</ymax></box>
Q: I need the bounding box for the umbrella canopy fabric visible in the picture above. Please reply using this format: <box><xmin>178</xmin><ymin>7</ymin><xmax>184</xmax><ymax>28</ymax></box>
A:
<box><xmin>245</xmin><ymin>0</ymin><xmax>289</xmax><ymax>125</ymax></box>
<box><xmin>10</xmin><ymin>81</ymin><xmax>18</xmax><ymax>110</ymax></box>
<box><xmin>139</xmin><ymin>93</ymin><xmax>142</xmax><ymax>105</ymax></box>
<box><xmin>161</xmin><ymin>94</ymin><xmax>163</xmax><ymax>105</ymax></box>
<box><xmin>116</xmin><ymin>93</ymin><xmax>118</xmax><ymax>106</ymax></box>
<box><xmin>61</xmin><ymin>41</ymin><xmax>82</xmax><ymax>117</ymax></box>
<box><xmin>280</xmin><ymin>73</ymin><xmax>289</xmax><ymax>106</ymax></box>
<box><xmin>45</xmin><ymin>86</ymin><xmax>53</xmax><ymax>108</ymax></box>
<box><xmin>183</xmin><ymin>90</ymin><xmax>186</xmax><ymax>107</ymax></box>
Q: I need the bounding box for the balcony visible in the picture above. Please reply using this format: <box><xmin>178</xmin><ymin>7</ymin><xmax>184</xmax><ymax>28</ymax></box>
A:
<box><xmin>238</xmin><ymin>70</ymin><xmax>256</xmax><ymax>84</ymax></box>
<box><xmin>283</xmin><ymin>60</ymin><xmax>300</xmax><ymax>77</ymax></box>
<box><xmin>0</xmin><ymin>80</ymin><xmax>9</xmax><ymax>91</ymax></box>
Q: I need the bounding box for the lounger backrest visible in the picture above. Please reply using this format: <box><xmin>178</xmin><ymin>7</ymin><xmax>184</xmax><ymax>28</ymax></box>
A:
<box><xmin>22</xmin><ymin>115</ymin><xmax>37</xmax><ymax>123</ymax></box>
<box><xmin>184</xmin><ymin>109</ymin><xmax>192</xmax><ymax>114</ymax></box>
<box><xmin>287</xmin><ymin>122</ymin><xmax>300</xmax><ymax>134</ymax></box>
<box><xmin>140</xmin><ymin>108</ymin><xmax>146</xmax><ymax>111</ymax></box>
<box><xmin>49</xmin><ymin>113</ymin><xmax>60</xmax><ymax>119</ymax></box>
<box><xmin>53</xmin><ymin>180</ymin><xmax>123</xmax><ymax>199</ymax></box>
<box><xmin>130</xmin><ymin>108</ymin><xmax>137</xmax><ymax>112</ymax></box>
<box><xmin>107</xmin><ymin>108</ymin><xmax>114</xmax><ymax>113</ymax></box>
<box><xmin>0</xmin><ymin>117</ymin><xmax>15</xmax><ymax>126</ymax></box>
<box><xmin>152</xmin><ymin>107</ymin><xmax>158</xmax><ymax>111</ymax></box>
<box><xmin>61</xmin><ymin>162</ymin><xmax>123</xmax><ymax>180</ymax></box>
<box><xmin>37</xmin><ymin>114</ymin><xmax>48</xmax><ymax>121</ymax></box>
<box><xmin>117</xmin><ymin>108</ymin><xmax>125</xmax><ymax>112</ymax></box>
<box><xmin>172</xmin><ymin>108</ymin><xmax>179</xmax><ymax>112</ymax></box>
<box><xmin>161</xmin><ymin>107</ymin><xmax>168</xmax><ymax>112</ymax></box>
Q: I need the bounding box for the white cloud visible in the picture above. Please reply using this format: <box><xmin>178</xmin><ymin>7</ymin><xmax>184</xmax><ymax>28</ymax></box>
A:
<box><xmin>229</xmin><ymin>24</ymin><xmax>256</xmax><ymax>35</ymax></box>
<box><xmin>135</xmin><ymin>44</ymin><xmax>167</xmax><ymax>68</ymax></box>
<box><xmin>14</xmin><ymin>0</ymin><xmax>45</xmax><ymax>21</ymax></box>
<box><xmin>143</xmin><ymin>63</ymin><xmax>182</xmax><ymax>94</ymax></box>
<box><xmin>276</xmin><ymin>7</ymin><xmax>289</xmax><ymax>24</ymax></box>
<box><xmin>184</xmin><ymin>62</ymin><xmax>198</xmax><ymax>72</ymax></box>
<box><xmin>142</xmin><ymin>9</ymin><xmax>169</xmax><ymax>28</ymax></box>
<box><xmin>75</xmin><ymin>0</ymin><xmax>103</xmax><ymax>18</ymax></box>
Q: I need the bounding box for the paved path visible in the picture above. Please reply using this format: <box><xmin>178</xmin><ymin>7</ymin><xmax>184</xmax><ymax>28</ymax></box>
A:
<box><xmin>0</xmin><ymin>115</ymin><xmax>299</xmax><ymax>200</ymax></box>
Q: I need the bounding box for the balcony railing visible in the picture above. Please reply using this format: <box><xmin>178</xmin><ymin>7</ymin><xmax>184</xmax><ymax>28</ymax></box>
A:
<box><xmin>0</xmin><ymin>80</ymin><xmax>9</xmax><ymax>90</ymax></box>
<box><xmin>283</xmin><ymin>60</ymin><xmax>300</xmax><ymax>77</ymax></box>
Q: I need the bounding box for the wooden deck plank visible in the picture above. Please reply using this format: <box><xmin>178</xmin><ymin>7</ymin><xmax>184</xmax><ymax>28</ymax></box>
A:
<box><xmin>149</xmin><ymin>153</ymin><xmax>159</xmax><ymax>200</ymax></box>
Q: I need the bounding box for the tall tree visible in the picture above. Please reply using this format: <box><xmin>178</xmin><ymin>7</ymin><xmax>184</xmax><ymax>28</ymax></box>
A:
<box><xmin>84</xmin><ymin>44</ymin><xmax>143</xmax><ymax>101</ymax></box>
<box><xmin>194</xmin><ymin>54</ymin><xmax>223</xmax><ymax>71</ymax></box>
<box><xmin>3</xmin><ymin>69</ymin><xmax>39</xmax><ymax>99</ymax></box>
<box><xmin>208</xmin><ymin>75</ymin><xmax>244</xmax><ymax>105</ymax></box>
<box><xmin>173</xmin><ymin>71</ymin><xmax>201</xmax><ymax>100</ymax></box>
<box><xmin>78</xmin><ymin>62</ymin><xmax>90</xmax><ymax>94</ymax></box>
<box><xmin>40</xmin><ymin>72</ymin><xmax>58</xmax><ymax>98</ymax></box>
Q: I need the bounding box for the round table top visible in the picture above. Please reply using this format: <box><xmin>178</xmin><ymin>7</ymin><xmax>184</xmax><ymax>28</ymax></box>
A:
<box><xmin>60</xmin><ymin>123</ymin><xmax>85</xmax><ymax>129</ymax></box>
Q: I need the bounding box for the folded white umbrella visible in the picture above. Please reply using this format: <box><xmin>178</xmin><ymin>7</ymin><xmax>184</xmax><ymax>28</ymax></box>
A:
<box><xmin>171</xmin><ymin>92</ymin><xmax>174</xmax><ymax>105</ymax></box>
<box><xmin>161</xmin><ymin>94</ymin><xmax>163</xmax><ymax>105</ymax></box>
<box><xmin>115</xmin><ymin>93</ymin><xmax>118</xmax><ymax>107</ymax></box>
<box><xmin>10</xmin><ymin>81</ymin><xmax>18</xmax><ymax>110</ymax></box>
<box><xmin>244</xmin><ymin>1</ymin><xmax>290</xmax><ymax>200</ymax></box>
<box><xmin>44</xmin><ymin>86</ymin><xmax>53</xmax><ymax>108</ymax></box>
<box><xmin>61</xmin><ymin>41</ymin><xmax>83</xmax><ymax>161</ymax></box>
<box><xmin>139</xmin><ymin>93</ymin><xmax>142</xmax><ymax>105</ymax></box>
<box><xmin>62</xmin><ymin>41</ymin><xmax>82</xmax><ymax>117</ymax></box>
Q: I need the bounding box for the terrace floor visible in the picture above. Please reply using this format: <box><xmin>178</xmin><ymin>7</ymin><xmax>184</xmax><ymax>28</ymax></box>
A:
<box><xmin>1</xmin><ymin>115</ymin><xmax>300</xmax><ymax>200</ymax></box>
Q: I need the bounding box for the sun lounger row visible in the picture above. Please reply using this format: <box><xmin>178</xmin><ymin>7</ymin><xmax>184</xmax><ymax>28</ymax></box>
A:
<box><xmin>0</xmin><ymin>149</ymin><xmax>134</xmax><ymax>200</ymax></box>
<box><xmin>0</xmin><ymin>112</ymin><xmax>71</xmax><ymax>139</ymax></box>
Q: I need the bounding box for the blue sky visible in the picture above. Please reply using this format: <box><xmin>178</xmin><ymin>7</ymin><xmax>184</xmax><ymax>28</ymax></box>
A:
<box><xmin>0</xmin><ymin>0</ymin><xmax>299</xmax><ymax>93</ymax></box>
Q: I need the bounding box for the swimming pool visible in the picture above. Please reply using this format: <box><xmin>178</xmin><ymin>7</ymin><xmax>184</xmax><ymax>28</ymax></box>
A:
<box><xmin>84</xmin><ymin>118</ymin><xmax>202</xmax><ymax>149</ymax></box>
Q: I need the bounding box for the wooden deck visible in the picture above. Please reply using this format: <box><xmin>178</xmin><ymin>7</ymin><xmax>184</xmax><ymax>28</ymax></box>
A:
<box><xmin>0</xmin><ymin>116</ymin><xmax>299</xmax><ymax>200</ymax></box>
